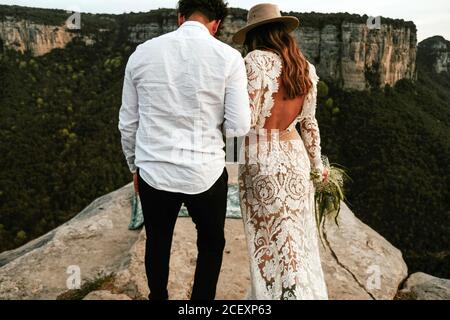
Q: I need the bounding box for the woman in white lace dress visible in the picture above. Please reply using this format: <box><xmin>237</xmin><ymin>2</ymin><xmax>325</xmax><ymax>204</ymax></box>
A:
<box><xmin>232</xmin><ymin>4</ymin><xmax>329</xmax><ymax>300</ymax></box>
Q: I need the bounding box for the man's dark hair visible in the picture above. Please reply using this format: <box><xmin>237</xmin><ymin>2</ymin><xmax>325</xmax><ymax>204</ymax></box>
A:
<box><xmin>177</xmin><ymin>0</ymin><xmax>228</xmax><ymax>22</ymax></box>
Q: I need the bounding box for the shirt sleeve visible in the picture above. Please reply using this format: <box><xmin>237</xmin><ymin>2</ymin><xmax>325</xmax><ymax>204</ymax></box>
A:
<box><xmin>118</xmin><ymin>56</ymin><xmax>139</xmax><ymax>174</ymax></box>
<box><xmin>299</xmin><ymin>63</ymin><xmax>324</xmax><ymax>173</ymax></box>
<box><xmin>223</xmin><ymin>52</ymin><xmax>251</xmax><ymax>138</ymax></box>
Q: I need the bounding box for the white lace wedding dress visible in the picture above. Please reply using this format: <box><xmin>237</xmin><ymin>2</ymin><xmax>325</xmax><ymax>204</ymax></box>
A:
<box><xmin>238</xmin><ymin>50</ymin><xmax>329</xmax><ymax>300</ymax></box>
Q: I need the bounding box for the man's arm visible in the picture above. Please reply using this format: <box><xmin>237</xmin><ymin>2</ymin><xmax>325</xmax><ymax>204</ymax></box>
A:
<box><xmin>223</xmin><ymin>53</ymin><xmax>251</xmax><ymax>138</ymax></box>
<box><xmin>118</xmin><ymin>57</ymin><xmax>139</xmax><ymax>175</ymax></box>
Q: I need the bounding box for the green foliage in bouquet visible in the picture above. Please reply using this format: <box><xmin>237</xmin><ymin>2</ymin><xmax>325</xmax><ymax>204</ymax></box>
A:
<box><xmin>310</xmin><ymin>156</ymin><xmax>350</xmax><ymax>242</ymax></box>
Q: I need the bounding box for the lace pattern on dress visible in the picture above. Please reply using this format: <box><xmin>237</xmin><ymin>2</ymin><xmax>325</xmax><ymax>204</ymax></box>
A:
<box><xmin>245</xmin><ymin>50</ymin><xmax>282</xmax><ymax>129</ymax></box>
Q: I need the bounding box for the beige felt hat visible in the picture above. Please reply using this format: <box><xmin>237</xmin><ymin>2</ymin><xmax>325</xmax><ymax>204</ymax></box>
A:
<box><xmin>232</xmin><ymin>3</ymin><xmax>299</xmax><ymax>45</ymax></box>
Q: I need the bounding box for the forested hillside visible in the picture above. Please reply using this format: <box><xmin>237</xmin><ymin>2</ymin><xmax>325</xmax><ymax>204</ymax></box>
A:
<box><xmin>315</xmin><ymin>70</ymin><xmax>450</xmax><ymax>277</ymax></box>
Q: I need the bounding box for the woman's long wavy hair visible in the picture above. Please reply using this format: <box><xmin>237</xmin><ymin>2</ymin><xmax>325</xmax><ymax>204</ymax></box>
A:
<box><xmin>244</xmin><ymin>22</ymin><xmax>312</xmax><ymax>99</ymax></box>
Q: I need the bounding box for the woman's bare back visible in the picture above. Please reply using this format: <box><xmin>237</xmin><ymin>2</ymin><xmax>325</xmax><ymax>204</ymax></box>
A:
<box><xmin>262</xmin><ymin>79</ymin><xmax>306</xmax><ymax>131</ymax></box>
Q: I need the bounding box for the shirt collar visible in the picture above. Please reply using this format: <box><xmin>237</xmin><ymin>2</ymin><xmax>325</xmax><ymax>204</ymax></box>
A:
<box><xmin>180</xmin><ymin>21</ymin><xmax>210</xmax><ymax>35</ymax></box>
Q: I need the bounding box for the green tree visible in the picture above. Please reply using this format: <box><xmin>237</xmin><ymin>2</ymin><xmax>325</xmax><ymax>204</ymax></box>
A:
<box><xmin>16</xmin><ymin>230</ymin><xmax>27</xmax><ymax>242</ymax></box>
<box><xmin>317</xmin><ymin>80</ymin><xmax>329</xmax><ymax>99</ymax></box>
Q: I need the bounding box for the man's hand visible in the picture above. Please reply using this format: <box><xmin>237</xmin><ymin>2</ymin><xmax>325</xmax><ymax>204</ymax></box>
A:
<box><xmin>133</xmin><ymin>173</ymin><xmax>139</xmax><ymax>194</ymax></box>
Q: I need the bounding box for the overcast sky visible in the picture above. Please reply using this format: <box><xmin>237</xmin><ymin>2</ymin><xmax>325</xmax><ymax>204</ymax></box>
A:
<box><xmin>1</xmin><ymin>0</ymin><xmax>449</xmax><ymax>41</ymax></box>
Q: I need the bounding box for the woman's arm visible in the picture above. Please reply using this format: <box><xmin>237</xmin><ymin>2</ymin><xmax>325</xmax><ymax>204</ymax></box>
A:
<box><xmin>299</xmin><ymin>63</ymin><xmax>325</xmax><ymax>174</ymax></box>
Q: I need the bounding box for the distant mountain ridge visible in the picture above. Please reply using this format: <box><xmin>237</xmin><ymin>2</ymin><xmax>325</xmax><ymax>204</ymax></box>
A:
<box><xmin>0</xmin><ymin>5</ymin><xmax>418</xmax><ymax>90</ymax></box>
<box><xmin>417</xmin><ymin>36</ymin><xmax>450</xmax><ymax>74</ymax></box>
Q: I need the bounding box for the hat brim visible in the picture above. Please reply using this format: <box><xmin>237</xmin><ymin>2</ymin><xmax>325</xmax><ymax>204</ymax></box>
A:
<box><xmin>232</xmin><ymin>16</ymin><xmax>299</xmax><ymax>45</ymax></box>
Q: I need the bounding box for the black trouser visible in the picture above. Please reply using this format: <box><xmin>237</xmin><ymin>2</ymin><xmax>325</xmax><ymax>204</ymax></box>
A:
<box><xmin>137</xmin><ymin>168</ymin><xmax>228</xmax><ymax>300</ymax></box>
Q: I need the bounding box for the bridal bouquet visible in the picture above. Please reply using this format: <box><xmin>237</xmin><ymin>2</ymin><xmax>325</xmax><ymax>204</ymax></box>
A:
<box><xmin>310</xmin><ymin>156</ymin><xmax>349</xmax><ymax>236</ymax></box>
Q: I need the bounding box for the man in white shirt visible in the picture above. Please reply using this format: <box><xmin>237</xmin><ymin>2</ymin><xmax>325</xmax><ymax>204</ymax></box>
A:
<box><xmin>118</xmin><ymin>0</ymin><xmax>250</xmax><ymax>300</ymax></box>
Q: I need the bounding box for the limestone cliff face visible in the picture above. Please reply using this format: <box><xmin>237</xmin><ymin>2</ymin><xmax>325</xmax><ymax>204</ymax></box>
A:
<box><xmin>0</xmin><ymin>7</ymin><xmax>417</xmax><ymax>90</ymax></box>
<box><xmin>125</xmin><ymin>10</ymin><xmax>417</xmax><ymax>90</ymax></box>
<box><xmin>295</xmin><ymin>22</ymin><xmax>417</xmax><ymax>90</ymax></box>
<box><xmin>418</xmin><ymin>36</ymin><xmax>450</xmax><ymax>74</ymax></box>
<box><xmin>128</xmin><ymin>17</ymin><xmax>178</xmax><ymax>44</ymax></box>
<box><xmin>0</xmin><ymin>17</ymin><xmax>76</xmax><ymax>56</ymax></box>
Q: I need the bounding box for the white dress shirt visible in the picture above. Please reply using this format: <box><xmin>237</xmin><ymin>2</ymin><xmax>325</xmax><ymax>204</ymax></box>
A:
<box><xmin>118</xmin><ymin>21</ymin><xmax>251</xmax><ymax>194</ymax></box>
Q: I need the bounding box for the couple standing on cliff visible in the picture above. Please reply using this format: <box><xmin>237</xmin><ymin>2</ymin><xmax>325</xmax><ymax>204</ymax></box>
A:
<box><xmin>118</xmin><ymin>0</ymin><xmax>329</xmax><ymax>300</ymax></box>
